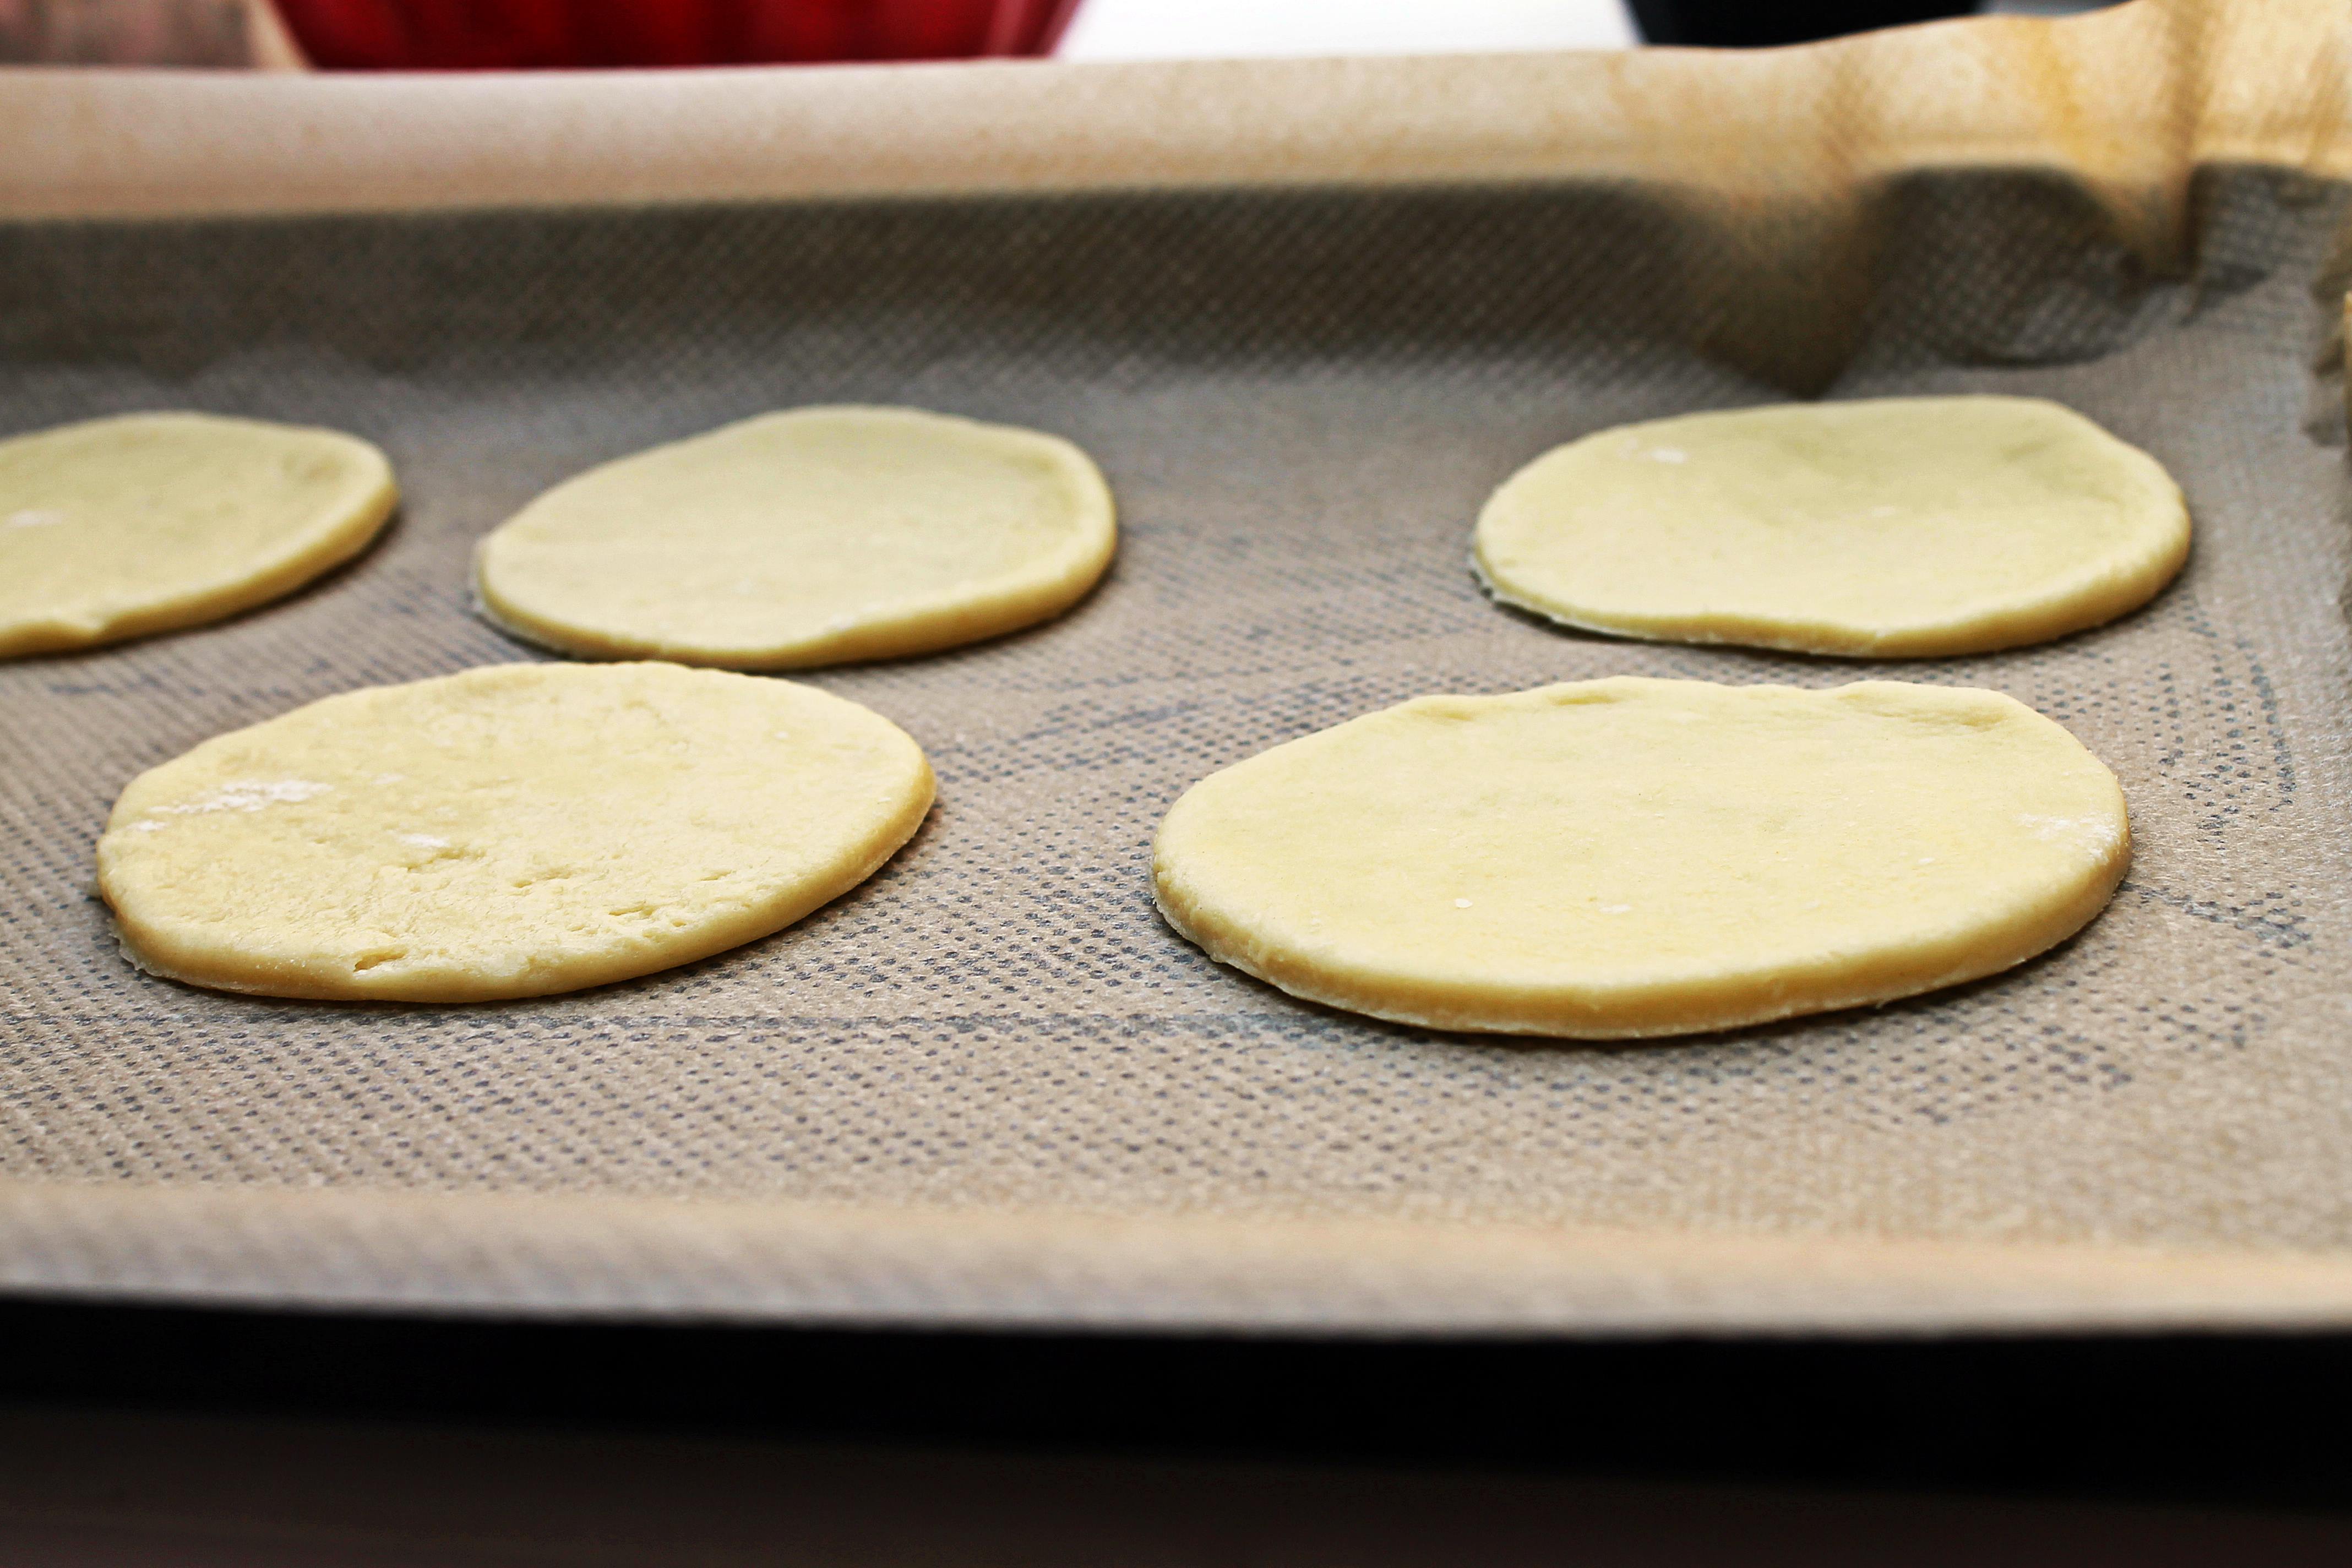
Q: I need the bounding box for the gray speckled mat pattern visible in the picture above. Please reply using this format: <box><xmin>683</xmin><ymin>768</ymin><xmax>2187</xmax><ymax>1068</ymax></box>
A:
<box><xmin>3</xmin><ymin>166</ymin><xmax>2351</xmax><ymax>1326</ymax></box>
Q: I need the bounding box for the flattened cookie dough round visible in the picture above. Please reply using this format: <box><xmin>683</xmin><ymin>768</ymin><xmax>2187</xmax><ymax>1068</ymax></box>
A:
<box><xmin>1474</xmin><ymin>396</ymin><xmax>2189</xmax><ymax>657</ymax></box>
<box><xmin>475</xmin><ymin>406</ymin><xmax>1117</xmax><ymax>669</ymax></box>
<box><xmin>1153</xmin><ymin>678</ymin><xmax>2129</xmax><ymax>1039</ymax></box>
<box><xmin>0</xmin><ymin>412</ymin><xmax>396</xmax><ymax>658</ymax></box>
<box><xmin>97</xmin><ymin>662</ymin><xmax>934</xmax><ymax>1002</ymax></box>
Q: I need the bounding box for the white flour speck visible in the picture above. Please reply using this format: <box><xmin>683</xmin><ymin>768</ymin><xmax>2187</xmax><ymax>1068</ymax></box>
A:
<box><xmin>397</xmin><ymin>832</ymin><xmax>450</xmax><ymax>849</ymax></box>
<box><xmin>159</xmin><ymin>779</ymin><xmax>332</xmax><ymax>815</ymax></box>
<box><xmin>2017</xmin><ymin>813</ymin><xmax>2121</xmax><ymax>856</ymax></box>
<box><xmin>1647</xmin><ymin>447</ymin><xmax>1689</xmax><ymax>464</ymax></box>
<box><xmin>1453</xmin><ymin>898</ymin><xmax>1473</xmax><ymax>909</ymax></box>
<box><xmin>5</xmin><ymin>509</ymin><xmax>64</xmax><ymax>529</ymax></box>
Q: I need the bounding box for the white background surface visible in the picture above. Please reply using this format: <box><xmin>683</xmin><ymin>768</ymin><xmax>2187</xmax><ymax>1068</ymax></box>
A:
<box><xmin>1060</xmin><ymin>0</ymin><xmax>1640</xmax><ymax>59</ymax></box>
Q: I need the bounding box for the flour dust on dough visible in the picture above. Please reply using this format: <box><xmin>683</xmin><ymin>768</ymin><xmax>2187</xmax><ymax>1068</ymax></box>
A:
<box><xmin>1153</xmin><ymin>678</ymin><xmax>2130</xmax><ymax>1039</ymax></box>
<box><xmin>475</xmin><ymin>406</ymin><xmax>1117</xmax><ymax>669</ymax></box>
<box><xmin>97</xmin><ymin>662</ymin><xmax>934</xmax><ymax>1002</ymax></box>
<box><xmin>1473</xmin><ymin>396</ymin><xmax>2190</xmax><ymax>657</ymax></box>
<box><xmin>0</xmin><ymin>412</ymin><xmax>396</xmax><ymax>658</ymax></box>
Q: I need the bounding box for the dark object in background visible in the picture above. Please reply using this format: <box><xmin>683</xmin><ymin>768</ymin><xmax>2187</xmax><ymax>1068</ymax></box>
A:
<box><xmin>1629</xmin><ymin>0</ymin><xmax>1974</xmax><ymax>46</ymax></box>
<box><xmin>0</xmin><ymin>0</ymin><xmax>262</xmax><ymax>64</ymax></box>
<box><xmin>271</xmin><ymin>0</ymin><xmax>1081</xmax><ymax>68</ymax></box>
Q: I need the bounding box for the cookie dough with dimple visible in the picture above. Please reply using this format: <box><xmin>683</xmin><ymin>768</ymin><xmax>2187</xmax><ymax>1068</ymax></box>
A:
<box><xmin>1153</xmin><ymin>678</ymin><xmax>2130</xmax><ymax>1039</ymax></box>
<box><xmin>475</xmin><ymin>406</ymin><xmax>1117</xmax><ymax>669</ymax></box>
<box><xmin>1474</xmin><ymin>396</ymin><xmax>2189</xmax><ymax>657</ymax></box>
<box><xmin>97</xmin><ymin>662</ymin><xmax>934</xmax><ymax>1003</ymax></box>
<box><xmin>0</xmin><ymin>412</ymin><xmax>396</xmax><ymax>658</ymax></box>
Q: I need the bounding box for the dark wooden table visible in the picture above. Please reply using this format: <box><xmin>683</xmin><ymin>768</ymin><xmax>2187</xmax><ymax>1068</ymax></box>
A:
<box><xmin>4</xmin><ymin>1302</ymin><xmax>2350</xmax><ymax>1565</ymax></box>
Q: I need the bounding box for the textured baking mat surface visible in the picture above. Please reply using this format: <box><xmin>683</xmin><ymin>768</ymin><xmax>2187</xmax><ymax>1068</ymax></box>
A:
<box><xmin>3</xmin><ymin>167</ymin><xmax>2351</xmax><ymax>1327</ymax></box>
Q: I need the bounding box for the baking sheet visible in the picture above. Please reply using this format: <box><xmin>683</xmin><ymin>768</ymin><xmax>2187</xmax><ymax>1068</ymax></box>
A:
<box><xmin>6</xmin><ymin>0</ymin><xmax>2352</xmax><ymax>1331</ymax></box>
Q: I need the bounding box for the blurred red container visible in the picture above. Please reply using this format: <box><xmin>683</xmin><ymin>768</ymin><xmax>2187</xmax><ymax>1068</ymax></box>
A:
<box><xmin>270</xmin><ymin>0</ymin><xmax>1082</xmax><ymax>68</ymax></box>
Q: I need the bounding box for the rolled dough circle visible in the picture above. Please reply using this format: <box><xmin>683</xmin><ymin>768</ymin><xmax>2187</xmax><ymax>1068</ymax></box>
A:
<box><xmin>1153</xmin><ymin>678</ymin><xmax>2130</xmax><ymax>1039</ymax></box>
<box><xmin>97</xmin><ymin>662</ymin><xmax>934</xmax><ymax>1002</ymax></box>
<box><xmin>0</xmin><ymin>412</ymin><xmax>396</xmax><ymax>658</ymax></box>
<box><xmin>1473</xmin><ymin>396</ymin><xmax>2190</xmax><ymax>657</ymax></box>
<box><xmin>475</xmin><ymin>406</ymin><xmax>1117</xmax><ymax>669</ymax></box>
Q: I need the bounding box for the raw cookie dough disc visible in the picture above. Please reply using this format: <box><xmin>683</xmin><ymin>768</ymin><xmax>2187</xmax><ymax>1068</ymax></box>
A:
<box><xmin>475</xmin><ymin>406</ymin><xmax>1117</xmax><ymax>668</ymax></box>
<box><xmin>97</xmin><ymin>662</ymin><xmax>934</xmax><ymax>1002</ymax></box>
<box><xmin>1153</xmin><ymin>678</ymin><xmax>2129</xmax><ymax>1039</ymax></box>
<box><xmin>0</xmin><ymin>412</ymin><xmax>397</xmax><ymax>658</ymax></box>
<box><xmin>1473</xmin><ymin>396</ymin><xmax>2190</xmax><ymax>657</ymax></box>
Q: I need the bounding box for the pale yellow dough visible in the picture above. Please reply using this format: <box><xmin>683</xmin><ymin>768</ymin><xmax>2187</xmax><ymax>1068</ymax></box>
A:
<box><xmin>97</xmin><ymin>662</ymin><xmax>934</xmax><ymax>1002</ymax></box>
<box><xmin>475</xmin><ymin>406</ymin><xmax>1117</xmax><ymax>668</ymax></box>
<box><xmin>1153</xmin><ymin>678</ymin><xmax>2129</xmax><ymax>1039</ymax></box>
<box><xmin>1474</xmin><ymin>396</ymin><xmax>2190</xmax><ymax>657</ymax></box>
<box><xmin>0</xmin><ymin>412</ymin><xmax>396</xmax><ymax>658</ymax></box>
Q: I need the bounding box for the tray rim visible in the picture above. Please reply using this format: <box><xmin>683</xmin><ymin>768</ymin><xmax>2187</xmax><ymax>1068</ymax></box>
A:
<box><xmin>11</xmin><ymin>1177</ymin><xmax>2352</xmax><ymax>1332</ymax></box>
